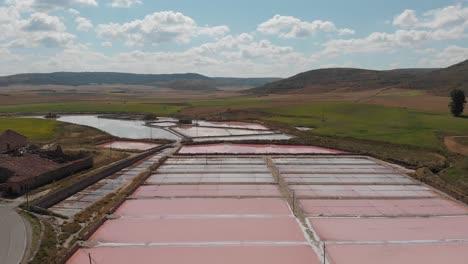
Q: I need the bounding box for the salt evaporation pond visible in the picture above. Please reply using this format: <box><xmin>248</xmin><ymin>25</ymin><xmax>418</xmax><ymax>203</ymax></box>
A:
<box><xmin>46</xmin><ymin>115</ymin><xmax>181</xmax><ymax>140</ymax></box>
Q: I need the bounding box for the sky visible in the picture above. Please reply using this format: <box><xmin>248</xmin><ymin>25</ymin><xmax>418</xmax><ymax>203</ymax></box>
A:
<box><xmin>0</xmin><ymin>0</ymin><xmax>467</xmax><ymax>77</ymax></box>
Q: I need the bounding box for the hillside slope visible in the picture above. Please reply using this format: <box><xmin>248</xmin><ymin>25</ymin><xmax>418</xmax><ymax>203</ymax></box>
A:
<box><xmin>410</xmin><ymin>60</ymin><xmax>468</xmax><ymax>94</ymax></box>
<box><xmin>250</xmin><ymin>68</ymin><xmax>437</xmax><ymax>94</ymax></box>
<box><xmin>251</xmin><ymin>60</ymin><xmax>468</xmax><ymax>95</ymax></box>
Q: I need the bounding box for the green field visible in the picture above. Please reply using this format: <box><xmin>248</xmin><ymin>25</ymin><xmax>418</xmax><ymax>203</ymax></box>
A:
<box><xmin>377</xmin><ymin>90</ymin><xmax>427</xmax><ymax>97</ymax></box>
<box><xmin>0</xmin><ymin>102</ymin><xmax>184</xmax><ymax>115</ymax></box>
<box><xmin>263</xmin><ymin>102</ymin><xmax>468</xmax><ymax>150</ymax></box>
<box><xmin>0</xmin><ymin>118</ymin><xmax>59</xmax><ymax>140</ymax></box>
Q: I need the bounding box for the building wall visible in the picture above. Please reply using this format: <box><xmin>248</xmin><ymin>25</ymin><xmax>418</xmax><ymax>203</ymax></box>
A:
<box><xmin>0</xmin><ymin>157</ymin><xmax>93</xmax><ymax>196</ymax></box>
<box><xmin>0</xmin><ymin>130</ymin><xmax>28</xmax><ymax>153</ymax></box>
<box><xmin>0</xmin><ymin>167</ymin><xmax>14</xmax><ymax>183</ymax></box>
<box><xmin>33</xmin><ymin>145</ymin><xmax>169</xmax><ymax>209</ymax></box>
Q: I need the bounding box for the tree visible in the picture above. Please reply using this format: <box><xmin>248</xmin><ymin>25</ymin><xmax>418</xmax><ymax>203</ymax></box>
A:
<box><xmin>449</xmin><ymin>89</ymin><xmax>466</xmax><ymax>117</ymax></box>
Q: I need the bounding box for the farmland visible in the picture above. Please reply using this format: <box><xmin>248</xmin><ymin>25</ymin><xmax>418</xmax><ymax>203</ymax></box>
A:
<box><xmin>263</xmin><ymin>102</ymin><xmax>468</xmax><ymax>150</ymax></box>
<box><xmin>1</xmin><ymin>93</ymin><xmax>466</xmax><ymax>151</ymax></box>
<box><xmin>0</xmin><ymin>118</ymin><xmax>59</xmax><ymax>140</ymax></box>
<box><xmin>0</xmin><ymin>102</ymin><xmax>183</xmax><ymax>115</ymax></box>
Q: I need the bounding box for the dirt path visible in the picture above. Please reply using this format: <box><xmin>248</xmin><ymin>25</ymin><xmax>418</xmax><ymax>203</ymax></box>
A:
<box><xmin>444</xmin><ymin>136</ymin><xmax>468</xmax><ymax>156</ymax></box>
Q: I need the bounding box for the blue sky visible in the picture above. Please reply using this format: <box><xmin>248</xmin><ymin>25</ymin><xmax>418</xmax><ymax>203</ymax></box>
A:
<box><xmin>1</xmin><ymin>0</ymin><xmax>467</xmax><ymax>77</ymax></box>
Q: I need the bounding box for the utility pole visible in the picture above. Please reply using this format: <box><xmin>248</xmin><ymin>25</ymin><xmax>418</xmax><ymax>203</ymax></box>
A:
<box><xmin>323</xmin><ymin>242</ymin><xmax>326</xmax><ymax>264</ymax></box>
<box><xmin>26</xmin><ymin>185</ymin><xmax>29</xmax><ymax>210</ymax></box>
<box><xmin>292</xmin><ymin>191</ymin><xmax>295</xmax><ymax>214</ymax></box>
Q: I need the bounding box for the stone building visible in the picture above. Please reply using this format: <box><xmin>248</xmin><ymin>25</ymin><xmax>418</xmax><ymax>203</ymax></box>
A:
<box><xmin>0</xmin><ymin>129</ymin><xmax>28</xmax><ymax>153</ymax></box>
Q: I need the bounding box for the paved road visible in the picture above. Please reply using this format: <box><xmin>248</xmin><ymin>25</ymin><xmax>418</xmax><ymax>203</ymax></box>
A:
<box><xmin>0</xmin><ymin>204</ymin><xmax>27</xmax><ymax>264</ymax></box>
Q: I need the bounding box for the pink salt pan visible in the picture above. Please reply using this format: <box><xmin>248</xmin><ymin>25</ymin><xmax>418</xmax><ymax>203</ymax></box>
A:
<box><xmin>309</xmin><ymin>216</ymin><xmax>468</xmax><ymax>242</ymax></box>
<box><xmin>90</xmin><ymin>217</ymin><xmax>307</xmax><ymax>243</ymax></box>
<box><xmin>178</xmin><ymin>143</ymin><xmax>344</xmax><ymax>154</ymax></box>
<box><xmin>67</xmin><ymin>245</ymin><xmax>321</xmax><ymax>264</ymax></box>
<box><xmin>300</xmin><ymin>198</ymin><xmax>468</xmax><ymax>216</ymax></box>
<box><xmin>289</xmin><ymin>184</ymin><xmax>436</xmax><ymax>198</ymax></box>
<box><xmin>326</xmin><ymin>243</ymin><xmax>468</xmax><ymax>264</ymax></box>
<box><xmin>133</xmin><ymin>184</ymin><xmax>282</xmax><ymax>197</ymax></box>
<box><xmin>197</xmin><ymin>120</ymin><xmax>270</xmax><ymax>130</ymax></box>
<box><xmin>115</xmin><ymin>198</ymin><xmax>291</xmax><ymax>217</ymax></box>
<box><xmin>99</xmin><ymin>141</ymin><xmax>160</xmax><ymax>151</ymax></box>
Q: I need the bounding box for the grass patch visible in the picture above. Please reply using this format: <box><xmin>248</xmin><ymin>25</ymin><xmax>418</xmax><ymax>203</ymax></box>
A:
<box><xmin>0</xmin><ymin>102</ymin><xmax>184</xmax><ymax>115</ymax></box>
<box><xmin>440</xmin><ymin>157</ymin><xmax>468</xmax><ymax>192</ymax></box>
<box><xmin>455</xmin><ymin>137</ymin><xmax>468</xmax><ymax>146</ymax></box>
<box><xmin>0</xmin><ymin>118</ymin><xmax>58</xmax><ymax>140</ymax></box>
<box><xmin>18</xmin><ymin>210</ymin><xmax>41</xmax><ymax>262</ymax></box>
<box><xmin>30</xmin><ymin>220</ymin><xmax>57</xmax><ymax>264</ymax></box>
<box><xmin>378</xmin><ymin>90</ymin><xmax>426</xmax><ymax>97</ymax></box>
<box><xmin>262</xmin><ymin>102</ymin><xmax>468</xmax><ymax>150</ymax></box>
<box><xmin>188</xmin><ymin>97</ymin><xmax>271</xmax><ymax>107</ymax></box>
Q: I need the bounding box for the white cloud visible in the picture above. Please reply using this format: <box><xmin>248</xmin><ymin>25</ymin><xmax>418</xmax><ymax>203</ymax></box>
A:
<box><xmin>0</xmin><ymin>7</ymin><xmax>75</xmax><ymax>49</ymax></box>
<box><xmin>257</xmin><ymin>15</ymin><xmax>355</xmax><ymax>39</ymax></box>
<box><xmin>320</xmin><ymin>4</ymin><xmax>468</xmax><ymax>57</ymax></box>
<box><xmin>0</xmin><ymin>6</ymin><xmax>22</xmax><ymax>40</ymax></box>
<box><xmin>75</xmin><ymin>16</ymin><xmax>93</xmax><ymax>31</ymax></box>
<box><xmin>68</xmin><ymin>8</ymin><xmax>80</xmax><ymax>15</ymax></box>
<box><xmin>436</xmin><ymin>45</ymin><xmax>468</xmax><ymax>59</ymax></box>
<box><xmin>0</xmin><ymin>47</ymin><xmax>11</xmax><ymax>58</ymax></box>
<box><xmin>337</xmin><ymin>28</ymin><xmax>356</xmax><ymax>35</ymax></box>
<box><xmin>101</xmin><ymin>41</ymin><xmax>112</xmax><ymax>47</ymax></box>
<box><xmin>239</xmin><ymin>40</ymin><xmax>294</xmax><ymax>59</ymax></box>
<box><xmin>4</xmin><ymin>0</ymin><xmax>34</xmax><ymax>13</ymax></box>
<box><xmin>186</xmin><ymin>33</ymin><xmax>304</xmax><ymax>63</ymax></box>
<box><xmin>188</xmin><ymin>33</ymin><xmax>254</xmax><ymax>56</ymax></box>
<box><xmin>1</xmin><ymin>33</ymin><xmax>312</xmax><ymax>77</ymax></box>
<box><xmin>321</xmin><ymin>30</ymin><xmax>435</xmax><ymax>55</ymax></box>
<box><xmin>96</xmin><ymin>11</ymin><xmax>229</xmax><ymax>46</ymax></box>
<box><xmin>2</xmin><ymin>1</ymin><xmax>466</xmax><ymax>77</ymax></box>
<box><xmin>415</xmin><ymin>48</ymin><xmax>436</xmax><ymax>55</ymax></box>
<box><xmin>7</xmin><ymin>32</ymin><xmax>75</xmax><ymax>48</ymax></box>
<box><xmin>393</xmin><ymin>9</ymin><xmax>418</xmax><ymax>27</ymax></box>
<box><xmin>5</xmin><ymin>0</ymin><xmax>97</xmax><ymax>12</ymax></box>
<box><xmin>418</xmin><ymin>45</ymin><xmax>468</xmax><ymax>67</ymax></box>
<box><xmin>421</xmin><ymin>5</ymin><xmax>468</xmax><ymax>29</ymax></box>
<box><xmin>110</xmin><ymin>0</ymin><xmax>142</xmax><ymax>8</ymax></box>
<box><xmin>32</xmin><ymin>0</ymin><xmax>98</xmax><ymax>11</ymax></box>
<box><xmin>22</xmin><ymin>12</ymin><xmax>66</xmax><ymax>32</ymax></box>
<box><xmin>393</xmin><ymin>5</ymin><xmax>468</xmax><ymax>29</ymax></box>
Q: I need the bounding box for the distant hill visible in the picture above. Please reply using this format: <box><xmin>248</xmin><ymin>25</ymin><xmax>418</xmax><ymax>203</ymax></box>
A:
<box><xmin>410</xmin><ymin>60</ymin><xmax>468</xmax><ymax>94</ymax></box>
<box><xmin>213</xmin><ymin>77</ymin><xmax>282</xmax><ymax>87</ymax></box>
<box><xmin>0</xmin><ymin>72</ymin><xmax>281</xmax><ymax>92</ymax></box>
<box><xmin>250</xmin><ymin>59</ymin><xmax>468</xmax><ymax>95</ymax></box>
